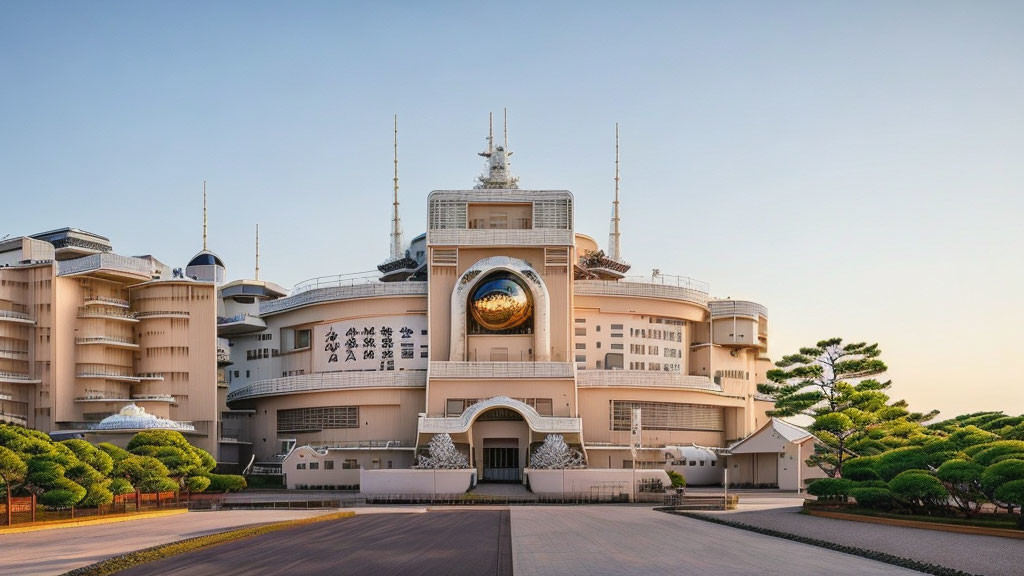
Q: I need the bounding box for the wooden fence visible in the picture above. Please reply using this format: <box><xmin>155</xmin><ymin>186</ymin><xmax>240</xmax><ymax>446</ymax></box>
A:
<box><xmin>3</xmin><ymin>490</ymin><xmax>185</xmax><ymax>527</ymax></box>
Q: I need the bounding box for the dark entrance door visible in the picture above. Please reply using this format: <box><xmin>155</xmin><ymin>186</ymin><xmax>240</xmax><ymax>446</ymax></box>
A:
<box><xmin>483</xmin><ymin>447</ymin><xmax>520</xmax><ymax>482</ymax></box>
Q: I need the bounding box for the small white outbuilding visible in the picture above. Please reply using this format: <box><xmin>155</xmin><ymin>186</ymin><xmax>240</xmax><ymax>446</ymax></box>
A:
<box><xmin>723</xmin><ymin>418</ymin><xmax>827</xmax><ymax>491</ymax></box>
<box><xmin>662</xmin><ymin>444</ymin><xmax>723</xmax><ymax>485</ymax></box>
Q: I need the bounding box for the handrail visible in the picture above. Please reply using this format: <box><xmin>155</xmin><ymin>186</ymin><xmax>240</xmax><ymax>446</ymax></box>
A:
<box><xmin>292</xmin><ymin>270</ymin><xmax>382</xmax><ymax>294</ymax></box>
<box><xmin>0</xmin><ymin>310</ymin><xmax>33</xmax><ymax>321</ymax></box>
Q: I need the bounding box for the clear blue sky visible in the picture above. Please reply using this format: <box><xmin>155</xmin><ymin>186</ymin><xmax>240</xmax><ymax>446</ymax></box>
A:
<box><xmin>2</xmin><ymin>1</ymin><xmax>1022</xmax><ymax>418</ymax></box>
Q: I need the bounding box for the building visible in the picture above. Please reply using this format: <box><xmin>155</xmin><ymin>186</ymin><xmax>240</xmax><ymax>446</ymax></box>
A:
<box><xmin>222</xmin><ymin>118</ymin><xmax>779</xmax><ymax>487</ymax></box>
<box><xmin>0</xmin><ymin>226</ymin><xmax>220</xmax><ymax>455</ymax></box>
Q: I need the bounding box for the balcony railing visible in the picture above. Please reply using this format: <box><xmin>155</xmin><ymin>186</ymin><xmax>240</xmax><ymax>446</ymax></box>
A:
<box><xmin>0</xmin><ymin>349</ymin><xmax>28</xmax><ymax>361</ymax></box>
<box><xmin>709</xmin><ymin>300</ymin><xmax>769</xmax><ymax>319</ymax></box>
<box><xmin>576</xmin><ymin>370</ymin><xmax>722</xmax><ymax>392</ymax></box>
<box><xmin>574</xmin><ymin>280</ymin><xmax>709</xmax><ymax>306</ymax></box>
<box><xmin>429</xmin><ymin>361</ymin><xmax>575</xmax><ymax>379</ymax></box>
<box><xmin>83</xmin><ymin>296</ymin><xmax>129</xmax><ymax>308</ymax></box>
<box><xmin>58</xmin><ymin>253</ymin><xmax>152</xmax><ymax>278</ymax></box>
<box><xmin>428</xmin><ymin>228</ymin><xmax>574</xmax><ymax>246</ymax></box>
<box><xmin>75</xmin><ymin>336</ymin><xmax>138</xmax><ymax>347</ymax></box>
<box><xmin>217</xmin><ymin>313</ymin><xmax>263</xmax><ymax>325</ymax></box>
<box><xmin>0</xmin><ymin>371</ymin><xmax>40</xmax><ymax>384</ymax></box>
<box><xmin>228</xmin><ymin>370</ymin><xmax>427</xmax><ymax>402</ymax></box>
<box><xmin>292</xmin><ymin>270</ymin><xmax>381</xmax><ymax>294</ymax></box>
<box><xmin>135</xmin><ymin>310</ymin><xmax>189</xmax><ymax>318</ymax></box>
<box><xmin>77</xmin><ymin>307</ymin><xmax>139</xmax><ymax>321</ymax></box>
<box><xmin>76</xmin><ymin>371</ymin><xmax>141</xmax><ymax>382</ymax></box>
<box><xmin>0</xmin><ymin>310</ymin><xmax>33</xmax><ymax>322</ymax></box>
<box><xmin>260</xmin><ymin>282</ymin><xmax>427</xmax><ymax>316</ymax></box>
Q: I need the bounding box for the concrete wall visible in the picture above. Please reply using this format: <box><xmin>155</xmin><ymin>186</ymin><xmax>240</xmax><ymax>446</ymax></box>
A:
<box><xmin>359</xmin><ymin>468</ymin><xmax>476</xmax><ymax>495</ymax></box>
<box><xmin>525</xmin><ymin>468</ymin><xmax>671</xmax><ymax>501</ymax></box>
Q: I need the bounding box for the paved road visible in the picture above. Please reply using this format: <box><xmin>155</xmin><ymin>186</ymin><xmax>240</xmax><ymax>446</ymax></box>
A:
<box><xmin>0</xmin><ymin>509</ymin><xmax>333</xmax><ymax>576</ymax></box>
<box><xmin>115</xmin><ymin>509</ymin><xmax>512</xmax><ymax>576</ymax></box>
<box><xmin>511</xmin><ymin>506</ymin><xmax>920</xmax><ymax>576</ymax></box>
<box><xmin>702</xmin><ymin>505</ymin><xmax>1018</xmax><ymax>576</ymax></box>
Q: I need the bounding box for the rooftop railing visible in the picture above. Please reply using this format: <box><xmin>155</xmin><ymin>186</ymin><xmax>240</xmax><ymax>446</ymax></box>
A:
<box><xmin>228</xmin><ymin>370</ymin><xmax>427</xmax><ymax>402</ymax></box>
<box><xmin>574</xmin><ymin>280</ymin><xmax>709</xmax><ymax>306</ymax></box>
<box><xmin>58</xmin><ymin>253</ymin><xmax>152</xmax><ymax>278</ymax></box>
<box><xmin>292</xmin><ymin>270</ymin><xmax>381</xmax><ymax>294</ymax></box>
<box><xmin>709</xmin><ymin>300</ymin><xmax>769</xmax><ymax>319</ymax></box>
<box><xmin>261</xmin><ymin>281</ymin><xmax>427</xmax><ymax>316</ymax></box>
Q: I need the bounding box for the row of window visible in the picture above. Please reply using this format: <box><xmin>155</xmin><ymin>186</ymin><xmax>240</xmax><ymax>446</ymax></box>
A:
<box><xmin>610</xmin><ymin>400</ymin><xmax>723</xmax><ymax>431</ymax></box>
<box><xmin>277</xmin><ymin>406</ymin><xmax>359</xmax><ymax>433</ymax></box>
<box><xmin>246</xmin><ymin>348</ymin><xmax>280</xmax><ymax>361</ymax></box>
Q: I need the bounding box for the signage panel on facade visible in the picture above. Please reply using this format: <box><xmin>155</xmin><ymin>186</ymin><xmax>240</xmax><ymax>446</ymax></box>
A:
<box><xmin>313</xmin><ymin>314</ymin><xmax>427</xmax><ymax>373</ymax></box>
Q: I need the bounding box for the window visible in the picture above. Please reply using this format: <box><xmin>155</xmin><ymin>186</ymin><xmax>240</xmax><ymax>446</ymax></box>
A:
<box><xmin>689</xmin><ymin>461</ymin><xmax>696</xmax><ymax>466</ymax></box>
<box><xmin>575</xmin><ymin>318</ymin><xmax>586</xmax><ymax>323</ymax></box>
<box><xmin>610</xmin><ymin>400</ymin><xmax>724</xmax><ymax>431</ymax></box>
<box><xmin>296</xmin><ymin>329</ymin><xmax>311</xmax><ymax>349</ymax></box>
<box><xmin>447</xmin><ymin>399</ymin><xmax>466</xmax><ymax>417</ymax></box>
<box><xmin>342</xmin><ymin>459</ymin><xmax>358</xmax><ymax>469</ymax></box>
<box><xmin>575</xmin><ymin>343</ymin><xmax>586</xmax><ymax>349</ymax></box>
<box><xmin>575</xmin><ymin>354</ymin><xmax>586</xmax><ymax>363</ymax></box>
<box><xmin>296</xmin><ymin>463</ymin><xmax>306</xmax><ymax>470</ymax></box>
<box><xmin>575</xmin><ymin>327</ymin><xmax>586</xmax><ymax>336</ymax></box>
<box><xmin>309</xmin><ymin>462</ymin><xmax>319</xmax><ymax>470</ymax></box>
<box><xmin>325</xmin><ymin>460</ymin><xmax>334</xmax><ymax>470</ymax></box>
<box><xmin>596</xmin><ymin>342</ymin><xmax>601</xmax><ymax>349</ymax></box>
<box><xmin>277</xmin><ymin>406</ymin><xmax>359</xmax><ymax>433</ymax></box>
<box><xmin>611</xmin><ymin>343</ymin><xmax>623</xmax><ymax>350</ymax></box>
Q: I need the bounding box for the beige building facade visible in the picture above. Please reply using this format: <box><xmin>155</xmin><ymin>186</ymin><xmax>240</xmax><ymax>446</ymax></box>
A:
<box><xmin>224</xmin><ymin>131</ymin><xmax>781</xmax><ymax>487</ymax></box>
<box><xmin>0</xmin><ymin>229</ymin><xmax>220</xmax><ymax>455</ymax></box>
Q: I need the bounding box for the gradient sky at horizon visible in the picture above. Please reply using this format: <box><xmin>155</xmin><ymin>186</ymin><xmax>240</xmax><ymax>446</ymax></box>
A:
<box><xmin>2</xmin><ymin>1</ymin><xmax>1021</xmax><ymax>419</ymax></box>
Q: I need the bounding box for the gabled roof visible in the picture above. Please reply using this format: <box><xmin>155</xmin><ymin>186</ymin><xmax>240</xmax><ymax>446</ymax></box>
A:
<box><xmin>726</xmin><ymin>417</ymin><xmax>816</xmax><ymax>454</ymax></box>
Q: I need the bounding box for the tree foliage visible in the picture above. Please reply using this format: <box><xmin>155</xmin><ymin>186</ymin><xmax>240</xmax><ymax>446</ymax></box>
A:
<box><xmin>758</xmin><ymin>338</ymin><xmax>937</xmax><ymax>477</ymax></box>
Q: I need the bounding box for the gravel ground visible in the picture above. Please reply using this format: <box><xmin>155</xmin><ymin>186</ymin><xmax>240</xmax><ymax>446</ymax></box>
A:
<box><xmin>511</xmin><ymin>506</ymin><xmax>920</xmax><ymax>576</ymax></box>
<box><xmin>700</xmin><ymin>505</ymin><xmax>1018</xmax><ymax>576</ymax></box>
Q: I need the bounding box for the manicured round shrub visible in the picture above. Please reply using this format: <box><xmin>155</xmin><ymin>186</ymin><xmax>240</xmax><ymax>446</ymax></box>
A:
<box><xmin>204</xmin><ymin>473</ymin><xmax>247</xmax><ymax>492</ymax></box>
<box><xmin>0</xmin><ymin>445</ymin><xmax>27</xmax><ymax>489</ymax></box>
<box><xmin>993</xmin><ymin>480</ymin><xmax>1024</xmax><ymax>507</ymax></box>
<box><xmin>79</xmin><ymin>481</ymin><xmax>114</xmax><ymax>507</ymax></box>
<box><xmin>850</xmin><ymin>487</ymin><xmax>895</xmax><ymax>510</ymax></box>
<box><xmin>936</xmin><ymin>459</ymin><xmax>983</xmax><ymax>484</ymax></box>
<box><xmin>888</xmin><ymin>470</ymin><xmax>947</xmax><ymax>509</ymax></box>
<box><xmin>855</xmin><ymin>480</ymin><xmax>889</xmax><ymax>489</ymax></box>
<box><xmin>96</xmin><ymin>442</ymin><xmax>132</xmax><ymax>462</ymax></box>
<box><xmin>109</xmin><ymin>477</ymin><xmax>135</xmax><ymax>495</ymax></box>
<box><xmin>185</xmin><ymin>475</ymin><xmax>211</xmax><ymax>493</ymax></box>
<box><xmin>841</xmin><ymin>457</ymin><xmax>880</xmax><ymax>481</ymax></box>
<box><xmin>61</xmin><ymin>439</ymin><xmax>114</xmax><ymax>476</ymax></box>
<box><xmin>980</xmin><ymin>459</ymin><xmax>1024</xmax><ymax>496</ymax></box>
<box><xmin>966</xmin><ymin>441</ymin><xmax>1024</xmax><ymax>466</ymax></box>
<box><xmin>38</xmin><ymin>477</ymin><xmax>86</xmax><ymax>508</ymax></box>
<box><xmin>875</xmin><ymin>446</ymin><xmax>931</xmax><ymax>481</ymax></box>
<box><xmin>807</xmin><ymin>478</ymin><xmax>856</xmax><ymax>500</ymax></box>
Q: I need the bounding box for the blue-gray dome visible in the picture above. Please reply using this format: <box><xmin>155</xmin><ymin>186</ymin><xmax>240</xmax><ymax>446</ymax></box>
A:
<box><xmin>188</xmin><ymin>250</ymin><xmax>224</xmax><ymax>268</ymax></box>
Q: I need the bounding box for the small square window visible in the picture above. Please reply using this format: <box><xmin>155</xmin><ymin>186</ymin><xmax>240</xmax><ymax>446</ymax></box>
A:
<box><xmin>309</xmin><ymin>462</ymin><xmax>319</xmax><ymax>470</ymax></box>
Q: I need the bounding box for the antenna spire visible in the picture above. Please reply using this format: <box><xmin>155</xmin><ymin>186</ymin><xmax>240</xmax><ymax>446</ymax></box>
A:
<box><xmin>255</xmin><ymin>224</ymin><xmax>260</xmax><ymax>280</ymax></box>
<box><xmin>202</xmin><ymin>181</ymin><xmax>208</xmax><ymax>251</ymax></box>
<box><xmin>390</xmin><ymin>114</ymin><xmax>404</xmax><ymax>260</ymax></box>
<box><xmin>609</xmin><ymin>123</ymin><xmax>622</xmax><ymax>262</ymax></box>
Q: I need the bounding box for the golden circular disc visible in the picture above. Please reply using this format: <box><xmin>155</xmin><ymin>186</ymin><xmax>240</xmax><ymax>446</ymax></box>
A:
<box><xmin>469</xmin><ymin>276</ymin><xmax>533</xmax><ymax>331</ymax></box>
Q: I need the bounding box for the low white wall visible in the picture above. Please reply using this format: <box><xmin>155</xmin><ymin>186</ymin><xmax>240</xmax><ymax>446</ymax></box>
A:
<box><xmin>525</xmin><ymin>468</ymin><xmax>671</xmax><ymax>501</ymax></box>
<box><xmin>359</xmin><ymin>468</ymin><xmax>477</xmax><ymax>495</ymax></box>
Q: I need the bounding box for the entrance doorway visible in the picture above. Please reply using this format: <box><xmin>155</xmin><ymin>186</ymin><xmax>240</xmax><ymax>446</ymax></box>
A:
<box><xmin>482</xmin><ymin>438</ymin><xmax>520</xmax><ymax>482</ymax></box>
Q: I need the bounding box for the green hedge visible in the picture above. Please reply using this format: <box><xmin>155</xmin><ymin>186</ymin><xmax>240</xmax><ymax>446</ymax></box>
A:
<box><xmin>849</xmin><ymin>487</ymin><xmax>895</xmax><ymax>510</ymax></box>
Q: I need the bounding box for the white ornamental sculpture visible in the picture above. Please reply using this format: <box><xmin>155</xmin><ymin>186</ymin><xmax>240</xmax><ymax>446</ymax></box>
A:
<box><xmin>414</xmin><ymin>433</ymin><xmax>469</xmax><ymax>469</ymax></box>
<box><xmin>530</xmin><ymin>434</ymin><xmax>586</xmax><ymax>469</ymax></box>
<box><xmin>93</xmin><ymin>403</ymin><xmax>195</xmax><ymax>431</ymax></box>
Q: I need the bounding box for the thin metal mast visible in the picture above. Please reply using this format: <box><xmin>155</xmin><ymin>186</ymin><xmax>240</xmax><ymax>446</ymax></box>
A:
<box><xmin>390</xmin><ymin>114</ymin><xmax>404</xmax><ymax>260</ymax></box>
<box><xmin>202</xmin><ymin>181</ymin><xmax>208</xmax><ymax>251</ymax></box>
<box><xmin>609</xmin><ymin>124</ymin><xmax>622</xmax><ymax>261</ymax></box>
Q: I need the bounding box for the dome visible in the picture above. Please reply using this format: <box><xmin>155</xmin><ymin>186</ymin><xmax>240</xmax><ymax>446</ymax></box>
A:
<box><xmin>187</xmin><ymin>250</ymin><xmax>225</xmax><ymax>268</ymax></box>
<box><xmin>469</xmin><ymin>273</ymin><xmax>533</xmax><ymax>332</ymax></box>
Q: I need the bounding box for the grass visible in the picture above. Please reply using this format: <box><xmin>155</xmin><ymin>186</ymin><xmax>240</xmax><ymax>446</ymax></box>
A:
<box><xmin>804</xmin><ymin>505</ymin><xmax>1020</xmax><ymax>530</ymax></box>
<box><xmin>63</xmin><ymin>510</ymin><xmax>355</xmax><ymax>576</ymax></box>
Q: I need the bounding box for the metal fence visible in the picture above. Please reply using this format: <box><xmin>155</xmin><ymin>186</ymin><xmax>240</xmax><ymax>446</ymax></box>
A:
<box><xmin>2</xmin><ymin>491</ymin><xmax>184</xmax><ymax>527</ymax></box>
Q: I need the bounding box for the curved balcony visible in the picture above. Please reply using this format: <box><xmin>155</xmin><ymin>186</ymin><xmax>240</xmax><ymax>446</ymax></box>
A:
<box><xmin>136</xmin><ymin>310</ymin><xmax>190</xmax><ymax>319</ymax></box>
<box><xmin>260</xmin><ymin>281</ymin><xmax>428</xmax><ymax>316</ymax></box>
<box><xmin>76</xmin><ymin>371</ymin><xmax>141</xmax><ymax>383</ymax></box>
<box><xmin>75</xmin><ymin>336</ymin><xmax>139</xmax><ymax>349</ymax></box>
<box><xmin>58</xmin><ymin>253</ymin><xmax>152</xmax><ymax>283</ymax></box>
<box><xmin>227</xmin><ymin>370</ymin><xmax>427</xmax><ymax>402</ymax></box>
<box><xmin>0</xmin><ymin>349</ymin><xmax>28</xmax><ymax>361</ymax></box>
<box><xmin>574</xmin><ymin>280</ymin><xmax>709</xmax><ymax>307</ymax></box>
<box><xmin>77</xmin><ymin>307</ymin><xmax>139</xmax><ymax>322</ymax></box>
<box><xmin>0</xmin><ymin>310</ymin><xmax>35</xmax><ymax>325</ymax></box>
<box><xmin>74</xmin><ymin>394</ymin><xmax>175</xmax><ymax>403</ymax></box>
<box><xmin>0</xmin><ymin>371</ymin><xmax>40</xmax><ymax>384</ymax></box>
<box><xmin>709</xmin><ymin>300</ymin><xmax>768</xmax><ymax>320</ymax></box>
<box><xmin>217</xmin><ymin>313</ymin><xmax>266</xmax><ymax>336</ymax></box>
<box><xmin>83</xmin><ymin>297</ymin><xmax>129</xmax><ymax>308</ymax></box>
<box><xmin>576</xmin><ymin>370</ymin><xmax>723</xmax><ymax>393</ymax></box>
